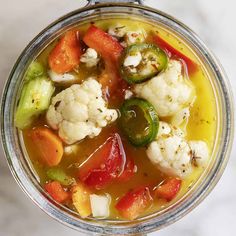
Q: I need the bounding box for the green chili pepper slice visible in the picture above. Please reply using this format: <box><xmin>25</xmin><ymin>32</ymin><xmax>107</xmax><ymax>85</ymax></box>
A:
<box><xmin>119</xmin><ymin>98</ymin><xmax>159</xmax><ymax>146</ymax></box>
<box><xmin>120</xmin><ymin>43</ymin><xmax>168</xmax><ymax>84</ymax></box>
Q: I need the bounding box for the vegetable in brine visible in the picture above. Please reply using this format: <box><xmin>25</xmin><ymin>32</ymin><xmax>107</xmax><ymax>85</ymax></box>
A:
<box><xmin>15</xmin><ymin>77</ymin><xmax>55</xmax><ymax>129</ymax></box>
<box><xmin>119</xmin><ymin>98</ymin><xmax>159</xmax><ymax>146</ymax></box>
<box><xmin>120</xmin><ymin>43</ymin><xmax>168</xmax><ymax>84</ymax></box>
<box><xmin>29</xmin><ymin>127</ymin><xmax>63</xmax><ymax>167</ymax></box>
<box><xmin>44</xmin><ymin>181</ymin><xmax>69</xmax><ymax>203</ymax></box>
<box><xmin>115</xmin><ymin>186</ymin><xmax>153</xmax><ymax>220</ymax></box>
<box><xmin>47</xmin><ymin>168</ymin><xmax>74</xmax><ymax>186</ymax></box>
<box><xmin>25</xmin><ymin>61</ymin><xmax>45</xmax><ymax>81</ymax></box>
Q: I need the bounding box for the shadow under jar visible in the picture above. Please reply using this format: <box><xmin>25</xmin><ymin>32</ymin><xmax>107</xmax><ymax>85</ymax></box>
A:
<box><xmin>0</xmin><ymin>0</ymin><xmax>234</xmax><ymax>235</ymax></box>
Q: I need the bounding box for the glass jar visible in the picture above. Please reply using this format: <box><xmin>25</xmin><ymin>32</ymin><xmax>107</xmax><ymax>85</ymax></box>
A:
<box><xmin>0</xmin><ymin>0</ymin><xmax>234</xmax><ymax>235</ymax></box>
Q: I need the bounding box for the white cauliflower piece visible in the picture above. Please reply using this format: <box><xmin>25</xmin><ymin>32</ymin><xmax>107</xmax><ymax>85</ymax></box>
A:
<box><xmin>64</xmin><ymin>144</ymin><xmax>79</xmax><ymax>155</ymax></box>
<box><xmin>123</xmin><ymin>51</ymin><xmax>142</xmax><ymax>67</ymax></box>
<box><xmin>46</xmin><ymin>78</ymin><xmax>118</xmax><ymax>144</ymax></box>
<box><xmin>108</xmin><ymin>26</ymin><xmax>146</xmax><ymax>46</ymax></box>
<box><xmin>134</xmin><ymin>60</ymin><xmax>195</xmax><ymax>117</ymax></box>
<box><xmin>48</xmin><ymin>70</ymin><xmax>77</xmax><ymax>83</ymax></box>
<box><xmin>80</xmin><ymin>48</ymin><xmax>99</xmax><ymax>67</ymax></box>
<box><xmin>124</xmin><ymin>89</ymin><xmax>133</xmax><ymax>100</ymax></box>
<box><xmin>147</xmin><ymin>128</ymin><xmax>192</xmax><ymax>178</ymax></box>
<box><xmin>108</xmin><ymin>24</ymin><xmax>126</xmax><ymax>38</ymax></box>
<box><xmin>90</xmin><ymin>194</ymin><xmax>111</xmax><ymax>218</ymax></box>
<box><xmin>125</xmin><ymin>30</ymin><xmax>146</xmax><ymax>45</ymax></box>
<box><xmin>171</xmin><ymin>107</ymin><xmax>190</xmax><ymax>127</ymax></box>
<box><xmin>189</xmin><ymin>141</ymin><xmax>209</xmax><ymax>167</ymax></box>
<box><xmin>147</xmin><ymin>122</ymin><xmax>209</xmax><ymax>179</ymax></box>
<box><xmin>157</xmin><ymin>121</ymin><xmax>172</xmax><ymax>137</ymax></box>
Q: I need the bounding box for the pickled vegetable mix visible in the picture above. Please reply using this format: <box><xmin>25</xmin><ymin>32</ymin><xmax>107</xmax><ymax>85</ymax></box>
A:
<box><xmin>16</xmin><ymin>18</ymin><xmax>217</xmax><ymax>220</ymax></box>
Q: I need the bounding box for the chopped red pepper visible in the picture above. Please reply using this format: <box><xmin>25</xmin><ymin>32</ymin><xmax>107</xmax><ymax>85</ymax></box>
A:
<box><xmin>115</xmin><ymin>186</ymin><xmax>153</xmax><ymax>220</ymax></box>
<box><xmin>155</xmin><ymin>178</ymin><xmax>181</xmax><ymax>202</ymax></box>
<box><xmin>153</xmin><ymin>34</ymin><xmax>199</xmax><ymax>75</ymax></box>
<box><xmin>116</xmin><ymin>157</ymin><xmax>137</xmax><ymax>182</ymax></box>
<box><xmin>83</xmin><ymin>25</ymin><xmax>127</xmax><ymax>96</ymax></box>
<box><xmin>78</xmin><ymin>133</ymin><xmax>126</xmax><ymax>190</ymax></box>
<box><xmin>45</xmin><ymin>181</ymin><xmax>69</xmax><ymax>203</ymax></box>
<box><xmin>48</xmin><ymin>30</ymin><xmax>81</xmax><ymax>74</ymax></box>
<box><xmin>83</xmin><ymin>25</ymin><xmax>123</xmax><ymax>62</ymax></box>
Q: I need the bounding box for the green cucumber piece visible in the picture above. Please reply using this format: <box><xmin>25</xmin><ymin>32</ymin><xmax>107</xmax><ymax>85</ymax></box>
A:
<box><xmin>46</xmin><ymin>168</ymin><xmax>74</xmax><ymax>186</ymax></box>
<box><xmin>25</xmin><ymin>61</ymin><xmax>45</xmax><ymax>81</ymax></box>
<box><xmin>119</xmin><ymin>98</ymin><xmax>159</xmax><ymax>146</ymax></box>
<box><xmin>15</xmin><ymin>77</ymin><xmax>55</xmax><ymax>129</ymax></box>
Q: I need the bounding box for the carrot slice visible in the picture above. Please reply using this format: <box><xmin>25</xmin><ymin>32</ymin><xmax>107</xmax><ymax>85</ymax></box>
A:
<box><xmin>45</xmin><ymin>181</ymin><xmax>69</xmax><ymax>203</ymax></box>
<box><xmin>48</xmin><ymin>30</ymin><xmax>81</xmax><ymax>74</ymax></box>
<box><xmin>29</xmin><ymin>127</ymin><xmax>63</xmax><ymax>167</ymax></box>
<box><xmin>153</xmin><ymin>34</ymin><xmax>199</xmax><ymax>75</ymax></box>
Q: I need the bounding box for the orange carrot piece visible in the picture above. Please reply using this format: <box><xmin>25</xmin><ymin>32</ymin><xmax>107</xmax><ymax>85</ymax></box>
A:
<box><xmin>29</xmin><ymin>127</ymin><xmax>63</xmax><ymax>167</ymax></box>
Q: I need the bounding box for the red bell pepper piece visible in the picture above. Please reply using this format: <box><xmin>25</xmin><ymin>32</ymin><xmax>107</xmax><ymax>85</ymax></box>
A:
<box><xmin>49</xmin><ymin>30</ymin><xmax>81</xmax><ymax>74</ymax></box>
<box><xmin>45</xmin><ymin>181</ymin><xmax>69</xmax><ymax>203</ymax></box>
<box><xmin>155</xmin><ymin>178</ymin><xmax>181</xmax><ymax>202</ymax></box>
<box><xmin>153</xmin><ymin>35</ymin><xmax>199</xmax><ymax>75</ymax></box>
<box><xmin>115</xmin><ymin>186</ymin><xmax>153</xmax><ymax>220</ymax></box>
<box><xmin>116</xmin><ymin>158</ymin><xmax>137</xmax><ymax>182</ymax></box>
<box><xmin>78</xmin><ymin>133</ymin><xmax>126</xmax><ymax>190</ymax></box>
<box><xmin>83</xmin><ymin>25</ymin><xmax>123</xmax><ymax>62</ymax></box>
<box><xmin>83</xmin><ymin>25</ymin><xmax>127</xmax><ymax>96</ymax></box>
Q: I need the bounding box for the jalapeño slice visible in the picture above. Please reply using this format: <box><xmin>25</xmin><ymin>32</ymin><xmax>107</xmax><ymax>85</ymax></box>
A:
<box><xmin>120</xmin><ymin>43</ymin><xmax>168</xmax><ymax>84</ymax></box>
<box><xmin>119</xmin><ymin>98</ymin><xmax>159</xmax><ymax>146</ymax></box>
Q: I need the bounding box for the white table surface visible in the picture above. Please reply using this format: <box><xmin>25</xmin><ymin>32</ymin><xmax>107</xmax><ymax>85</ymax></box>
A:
<box><xmin>0</xmin><ymin>0</ymin><xmax>235</xmax><ymax>235</ymax></box>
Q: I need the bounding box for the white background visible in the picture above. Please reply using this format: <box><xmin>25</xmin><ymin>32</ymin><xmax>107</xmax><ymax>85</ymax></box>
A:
<box><xmin>0</xmin><ymin>0</ymin><xmax>235</xmax><ymax>235</ymax></box>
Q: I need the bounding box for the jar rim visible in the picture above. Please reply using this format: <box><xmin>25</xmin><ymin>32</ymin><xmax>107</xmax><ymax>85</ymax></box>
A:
<box><xmin>1</xmin><ymin>2</ymin><xmax>234</xmax><ymax>235</ymax></box>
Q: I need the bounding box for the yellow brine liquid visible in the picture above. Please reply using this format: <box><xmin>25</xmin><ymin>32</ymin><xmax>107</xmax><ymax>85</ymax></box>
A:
<box><xmin>22</xmin><ymin>17</ymin><xmax>217</xmax><ymax>219</ymax></box>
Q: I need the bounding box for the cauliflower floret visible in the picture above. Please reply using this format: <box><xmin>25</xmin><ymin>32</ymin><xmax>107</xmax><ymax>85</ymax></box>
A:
<box><xmin>80</xmin><ymin>48</ymin><xmax>100</xmax><ymax>67</ymax></box>
<box><xmin>171</xmin><ymin>107</ymin><xmax>190</xmax><ymax>128</ymax></box>
<box><xmin>90</xmin><ymin>194</ymin><xmax>111</xmax><ymax>218</ymax></box>
<box><xmin>134</xmin><ymin>60</ymin><xmax>195</xmax><ymax>117</ymax></box>
<box><xmin>124</xmin><ymin>89</ymin><xmax>133</xmax><ymax>100</ymax></box>
<box><xmin>189</xmin><ymin>141</ymin><xmax>209</xmax><ymax>167</ymax></box>
<box><xmin>46</xmin><ymin>78</ymin><xmax>118</xmax><ymax>144</ymax></box>
<box><xmin>48</xmin><ymin>70</ymin><xmax>77</xmax><ymax>83</ymax></box>
<box><xmin>108</xmin><ymin>26</ymin><xmax>146</xmax><ymax>46</ymax></box>
<box><xmin>108</xmin><ymin>24</ymin><xmax>126</xmax><ymax>38</ymax></box>
<box><xmin>125</xmin><ymin>30</ymin><xmax>146</xmax><ymax>45</ymax></box>
<box><xmin>147</xmin><ymin>122</ymin><xmax>209</xmax><ymax>179</ymax></box>
<box><xmin>123</xmin><ymin>51</ymin><xmax>142</xmax><ymax>67</ymax></box>
<box><xmin>147</xmin><ymin>124</ymin><xmax>192</xmax><ymax>178</ymax></box>
<box><xmin>64</xmin><ymin>144</ymin><xmax>79</xmax><ymax>155</ymax></box>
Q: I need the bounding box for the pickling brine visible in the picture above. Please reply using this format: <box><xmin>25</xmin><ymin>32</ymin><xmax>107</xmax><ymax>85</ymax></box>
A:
<box><xmin>16</xmin><ymin>18</ymin><xmax>217</xmax><ymax>220</ymax></box>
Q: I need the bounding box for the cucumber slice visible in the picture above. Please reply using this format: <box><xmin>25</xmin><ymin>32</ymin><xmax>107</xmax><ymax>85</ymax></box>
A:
<box><xmin>25</xmin><ymin>61</ymin><xmax>45</xmax><ymax>81</ymax></box>
<box><xmin>15</xmin><ymin>77</ymin><xmax>55</xmax><ymax>129</ymax></box>
<box><xmin>46</xmin><ymin>168</ymin><xmax>75</xmax><ymax>186</ymax></box>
